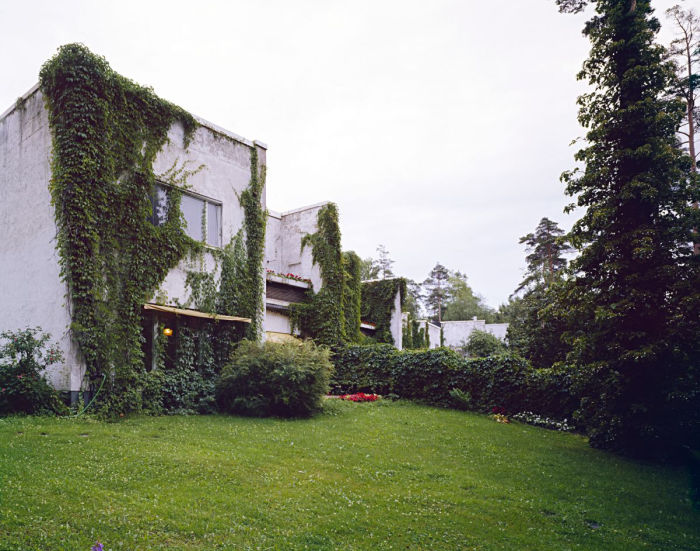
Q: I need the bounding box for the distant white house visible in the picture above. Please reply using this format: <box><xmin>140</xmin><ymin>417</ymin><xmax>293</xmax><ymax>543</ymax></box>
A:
<box><xmin>441</xmin><ymin>319</ymin><xmax>508</xmax><ymax>349</ymax></box>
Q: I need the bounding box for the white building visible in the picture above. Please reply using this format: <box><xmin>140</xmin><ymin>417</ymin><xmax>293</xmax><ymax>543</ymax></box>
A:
<box><xmin>1</xmin><ymin>62</ymin><xmax>403</xmax><ymax>399</ymax></box>
<box><xmin>440</xmin><ymin>319</ymin><xmax>509</xmax><ymax>349</ymax></box>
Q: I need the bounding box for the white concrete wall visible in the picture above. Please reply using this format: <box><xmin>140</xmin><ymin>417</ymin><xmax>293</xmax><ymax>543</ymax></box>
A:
<box><xmin>390</xmin><ymin>288</ymin><xmax>403</xmax><ymax>350</ymax></box>
<box><xmin>264</xmin><ymin>203</ymin><xmax>326</xmax><ymax>294</ymax></box>
<box><xmin>426</xmin><ymin>322</ymin><xmax>442</xmax><ymax>349</ymax></box>
<box><xmin>0</xmin><ymin>87</ymin><xmax>266</xmax><ymax>391</ymax></box>
<box><xmin>262</xmin><ymin>203</ymin><xmax>327</xmax><ymax>338</ymax></box>
<box><xmin>154</xmin><ymin>121</ymin><xmax>266</xmax><ymax>309</ymax></box>
<box><xmin>441</xmin><ymin>320</ymin><xmax>509</xmax><ymax>349</ymax></box>
<box><xmin>0</xmin><ymin>88</ymin><xmax>83</xmax><ymax>390</ymax></box>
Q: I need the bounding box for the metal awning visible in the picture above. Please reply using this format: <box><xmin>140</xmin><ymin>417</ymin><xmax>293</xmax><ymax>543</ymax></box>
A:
<box><xmin>143</xmin><ymin>303</ymin><xmax>251</xmax><ymax>323</ymax></box>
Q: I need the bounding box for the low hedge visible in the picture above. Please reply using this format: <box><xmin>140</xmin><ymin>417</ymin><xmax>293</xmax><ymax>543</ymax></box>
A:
<box><xmin>331</xmin><ymin>345</ymin><xmax>579</xmax><ymax>421</ymax></box>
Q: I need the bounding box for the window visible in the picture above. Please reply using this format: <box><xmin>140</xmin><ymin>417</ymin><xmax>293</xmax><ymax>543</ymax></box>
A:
<box><xmin>151</xmin><ymin>184</ymin><xmax>222</xmax><ymax>247</ymax></box>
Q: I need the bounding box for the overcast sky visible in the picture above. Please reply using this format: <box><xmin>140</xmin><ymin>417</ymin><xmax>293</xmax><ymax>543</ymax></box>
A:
<box><xmin>0</xmin><ymin>0</ymin><xmax>685</xmax><ymax>307</ymax></box>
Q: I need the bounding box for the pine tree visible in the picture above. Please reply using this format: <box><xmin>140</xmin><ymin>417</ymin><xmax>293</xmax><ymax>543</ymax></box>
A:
<box><xmin>507</xmin><ymin>218</ymin><xmax>572</xmax><ymax>368</ymax></box>
<box><xmin>423</xmin><ymin>263</ymin><xmax>449</xmax><ymax>324</ymax></box>
<box><xmin>515</xmin><ymin>217</ymin><xmax>572</xmax><ymax>293</ymax></box>
<box><xmin>558</xmin><ymin>0</ymin><xmax>700</xmax><ymax>456</ymax></box>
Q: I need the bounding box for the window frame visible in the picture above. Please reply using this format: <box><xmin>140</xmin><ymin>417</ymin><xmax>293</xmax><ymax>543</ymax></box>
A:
<box><xmin>151</xmin><ymin>182</ymin><xmax>223</xmax><ymax>249</ymax></box>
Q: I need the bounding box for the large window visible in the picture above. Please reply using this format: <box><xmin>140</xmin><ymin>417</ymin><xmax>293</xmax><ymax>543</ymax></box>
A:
<box><xmin>151</xmin><ymin>184</ymin><xmax>222</xmax><ymax>247</ymax></box>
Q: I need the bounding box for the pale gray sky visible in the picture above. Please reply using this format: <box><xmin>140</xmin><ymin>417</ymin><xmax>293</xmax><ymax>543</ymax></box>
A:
<box><xmin>0</xmin><ymin>0</ymin><xmax>684</xmax><ymax>307</ymax></box>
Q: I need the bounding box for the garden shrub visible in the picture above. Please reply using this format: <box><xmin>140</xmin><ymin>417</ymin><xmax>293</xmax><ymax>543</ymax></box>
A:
<box><xmin>460</xmin><ymin>329</ymin><xmax>507</xmax><ymax>358</ymax></box>
<box><xmin>216</xmin><ymin>340</ymin><xmax>333</xmax><ymax>417</ymax></box>
<box><xmin>0</xmin><ymin>328</ymin><xmax>67</xmax><ymax>415</ymax></box>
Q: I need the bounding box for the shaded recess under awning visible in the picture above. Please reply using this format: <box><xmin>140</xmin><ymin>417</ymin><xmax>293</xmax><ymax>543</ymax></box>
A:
<box><xmin>143</xmin><ymin>303</ymin><xmax>251</xmax><ymax>323</ymax></box>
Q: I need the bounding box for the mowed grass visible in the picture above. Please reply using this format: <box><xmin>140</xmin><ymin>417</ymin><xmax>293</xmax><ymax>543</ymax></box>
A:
<box><xmin>0</xmin><ymin>401</ymin><xmax>697</xmax><ymax>550</ymax></box>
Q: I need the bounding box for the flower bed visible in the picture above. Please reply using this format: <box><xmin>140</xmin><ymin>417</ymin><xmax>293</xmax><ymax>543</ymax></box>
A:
<box><xmin>339</xmin><ymin>392</ymin><xmax>379</xmax><ymax>402</ymax></box>
<box><xmin>512</xmin><ymin>411</ymin><xmax>573</xmax><ymax>432</ymax></box>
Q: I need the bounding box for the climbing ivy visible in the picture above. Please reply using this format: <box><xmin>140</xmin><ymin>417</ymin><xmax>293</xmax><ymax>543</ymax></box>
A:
<box><xmin>343</xmin><ymin>251</ymin><xmax>363</xmax><ymax>343</ymax></box>
<box><xmin>290</xmin><ymin>203</ymin><xmax>346</xmax><ymax>345</ymax></box>
<box><xmin>39</xmin><ymin>44</ymin><xmax>199</xmax><ymax>413</ymax></box>
<box><xmin>240</xmin><ymin>148</ymin><xmax>267</xmax><ymax>340</ymax></box>
<box><xmin>360</xmin><ymin>279</ymin><xmax>407</xmax><ymax>345</ymax></box>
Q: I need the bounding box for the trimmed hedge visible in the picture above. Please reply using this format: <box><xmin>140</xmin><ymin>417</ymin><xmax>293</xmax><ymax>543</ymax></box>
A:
<box><xmin>331</xmin><ymin>345</ymin><xmax>579</xmax><ymax>421</ymax></box>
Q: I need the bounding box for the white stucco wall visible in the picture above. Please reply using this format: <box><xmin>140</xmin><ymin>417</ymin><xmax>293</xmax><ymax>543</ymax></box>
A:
<box><xmin>153</xmin><ymin>120</ymin><xmax>266</xmax><ymax>310</ymax></box>
<box><xmin>0</xmin><ymin>86</ymin><xmax>266</xmax><ymax>391</ymax></box>
<box><xmin>441</xmin><ymin>320</ymin><xmax>509</xmax><ymax>349</ymax></box>
<box><xmin>391</xmin><ymin>288</ymin><xmax>403</xmax><ymax>350</ymax></box>
<box><xmin>0</xmin><ymin>87</ymin><xmax>84</xmax><ymax>391</ymax></box>
<box><xmin>264</xmin><ymin>203</ymin><xmax>326</xmax><ymax>293</ymax></box>
<box><xmin>426</xmin><ymin>322</ymin><xmax>442</xmax><ymax>349</ymax></box>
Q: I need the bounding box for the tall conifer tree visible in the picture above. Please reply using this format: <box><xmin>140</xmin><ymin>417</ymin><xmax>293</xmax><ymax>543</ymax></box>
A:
<box><xmin>558</xmin><ymin>0</ymin><xmax>699</xmax><ymax>456</ymax></box>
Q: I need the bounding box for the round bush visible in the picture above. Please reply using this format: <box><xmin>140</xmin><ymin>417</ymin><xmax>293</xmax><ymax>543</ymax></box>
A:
<box><xmin>216</xmin><ymin>339</ymin><xmax>333</xmax><ymax>417</ymax></box>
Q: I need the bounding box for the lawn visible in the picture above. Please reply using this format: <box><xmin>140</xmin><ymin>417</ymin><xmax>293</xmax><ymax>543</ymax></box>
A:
<box><xmin>0</xmin><ymin>401</ymin><xmax>697</xmax><ymax>550</ymax></box>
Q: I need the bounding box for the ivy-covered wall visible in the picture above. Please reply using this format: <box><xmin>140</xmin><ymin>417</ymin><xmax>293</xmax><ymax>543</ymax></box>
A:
<box><xmin>361</xmin><ymin>278</ymin><xmax>407</xmax><ymax>345</ymax></box>
<box><xmin>27</xmin><ymin>44</ymin><xmax>266</xmax><ymax>413</ymax></box>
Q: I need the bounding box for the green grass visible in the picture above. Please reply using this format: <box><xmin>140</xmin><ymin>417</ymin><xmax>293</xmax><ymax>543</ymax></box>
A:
<box><xmin>0</xmin><ymin>401</ymin><xmax>697</xmax><ymax>550</ymax></box>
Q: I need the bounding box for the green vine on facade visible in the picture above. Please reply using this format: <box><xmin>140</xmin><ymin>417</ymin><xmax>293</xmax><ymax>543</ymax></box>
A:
<box><xmin>40</xmin><ymin>43</ymin><xmax>199</xmax><ymax>413</ymax></box>
<box><xmin>360</xmin><ymin>278</ymin><xmax>407</xmax><ymax>345</ymax></box>
<box><xmin>291</xmin><ymin>203</ymin><xmax>346</xmax><ymax>345</ymax></box>
<box><xmin>240</xmin><ymin>148</ymin><xmax>267</xmax><ymax>340</ymax></box>
<box><xmin>343</xmin><ymin>251</ymin><xmax>363</xmax><ymax>343</ymax></box>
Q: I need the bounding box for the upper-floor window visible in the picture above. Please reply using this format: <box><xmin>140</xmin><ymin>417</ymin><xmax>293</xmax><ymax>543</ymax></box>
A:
<box><xmin>151</xmin><ymin>184</ymin><xmax>222</xmax><ymax>248</ymax></box>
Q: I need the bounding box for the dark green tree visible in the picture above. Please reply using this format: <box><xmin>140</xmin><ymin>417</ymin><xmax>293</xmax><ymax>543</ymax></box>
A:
<box><xmin>515</xmin><ymin>217</ymin><xmax>573</xmax><ymax>293</ymax></box>
<box><xmin>558</xmin><ymin>0</ymin><xmax>700</xmax><ymax>456</ymax></box>
<box><xmin>506</xmin><ymin>218</ymin><xmax>572</xmax><ymax>368</ymax></box>
<box><xmin>360</xmin><ymin>257</ymin><xmax>380</xmax><ymax>280</ymax></box>
<box><xmin>442</xmin><ymin>271</ymin><xmax>497</xmax><ymax>322</ymax></box>
<box><xmin>423</xmin><ymin>262</ymin><xmax>450</xmax><ymax>323</ymax></box>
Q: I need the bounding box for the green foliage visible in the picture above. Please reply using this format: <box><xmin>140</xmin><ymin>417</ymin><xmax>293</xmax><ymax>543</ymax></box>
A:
<box><xmin>515</xmin><ymin>217</ymin><xmax>572</xmax><ymax>293</ymax></box>
<box><xmin>360</xmin><ymin>278</ymin><xmax>406</xmax><ymax>344</ymax></box>
<box><xmin>217</xmin><ymin>230</ymin><xmax>247</xmax><ymax>317</ymax></box>
<box><xmin>461</xmin><ymin>329</ymin><xmax>507</xmax><ymax>358</ymax></box>
<box><xmin>505</xmin><ymin>283</ymin><xmax>571</xmax><ymax>369</ymax></box>
<box><xmin>342</xmin><ymin>251</ymin><xmax>363</xmax><ymax>343</ymax></box>
<box><xmin>0</xmin><ymin>328</ymin><xmax>67</xmax><ymax>415</ymax></box>
<box><xmin>240</xmin><ymin>148</ymin><xmax>267</xmax><ymax>340</ymax></box>
<box><xmin>402</xmin><ymin>315</ymin><xmax>428</xmax><ymax>350</ymax></box>
<box><xmin>291</xmin><ymin>204</ymin><xmax>348</xmax><ymax>346</ymax></box>
<box><xmin>331</xmin><ymin>344</ymin><xmax>579</xmax><ymax>421</ymax></box>
<box><xmin>558</xmin><ymin>1</ymin><xmax>700</xmax><ymax>457</ymax></box>
<box><xmin>330</xmin><ymin>344</ymin><xmax>397</xmax><ymax>395</ymax></box>
<box><xmin>442</xmin><ymin>272</ymin><xmax>497</xmax><ymax>322</ymax></box>
<box><xmin>216</xmin><ymin>340</ymin><xmax>333</xmax><ymax>417</ymax></box>
<box><xmin>39</xmin><ymin>44</ymin><xmax>199</xmax><ymax>414</ymax></box>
